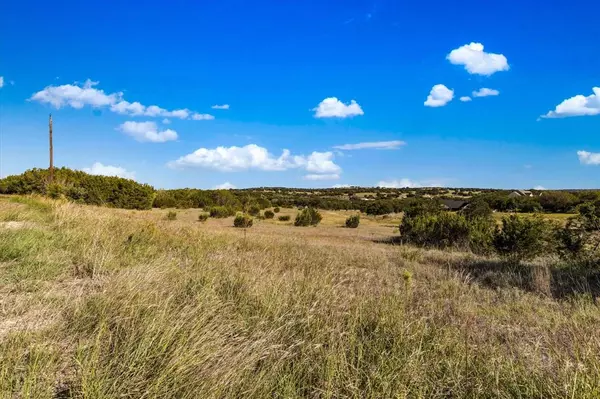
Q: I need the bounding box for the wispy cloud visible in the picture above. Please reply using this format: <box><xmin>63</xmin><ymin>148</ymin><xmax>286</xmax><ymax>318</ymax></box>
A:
<box><xmin>333</xmin><ymin>140</ymin><xmax>406</xmax><ymax>150</ymax></box>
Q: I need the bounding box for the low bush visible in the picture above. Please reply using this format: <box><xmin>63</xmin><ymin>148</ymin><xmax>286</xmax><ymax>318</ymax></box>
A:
<box><xmin>264</xmin><ymin>210</ymin><xmax>275</xmax><ymax>219</ymax></box>
<box><xmin>278</xmin><ymin>215</ymin><xmax>291</xmax><ymax>222</ymax></box>
<box><xmin>401</xmin><ymin>210</ymin><xmax>495</xmax><ymax>254</ymax></box>
<box><xmin>295</xmin><ymin>208</ymin><xmax>322</xmax><ymax>226</ymax></box>
<box><xmin>198</xmin><ymin>213</ymin><xmax>209</xmax><ymax>222</ymax></box>
<box><xmin>493</xmin><ymin>215</ymin><xmax>556</xmax><ymax>263</ymax></box>
<box><xmin>345</xmin><ymin>215</ymin><xmax>360</xmax><ymax>228</ymax></box>
<box><xmin>209</xmin><ymin>206</ymin><xmax>235</xmax><ymax>218</ymax></box>
<box><xmin>273</xmin><ymin>207</ymin><xmax>280</xmax><ymax>213</ymax></box>
<box><xmin>248</xmin><ymin>205</ymin><xmax>261</xmax><ymax>216</ymax></box>
<box><xmin>166</xmin><ymin>211</ymin><xmax>177</xmax><ymax>221</ymax></box>
<box><xmin>233</xmin><ymin>214</ymin><xmax>253</xmax><ymax>228</ymax></box>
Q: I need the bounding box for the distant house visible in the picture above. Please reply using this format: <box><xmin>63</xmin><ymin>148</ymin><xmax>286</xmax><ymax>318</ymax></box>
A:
<box><xmin>508</xmin><ymin>190</ymin><xmax>533</xmax><ymax>198</ymax></box>
<box><xmin>440</xmin><ymin>199</ymin><xmax>468</xmax><ymax>211</ymax></box>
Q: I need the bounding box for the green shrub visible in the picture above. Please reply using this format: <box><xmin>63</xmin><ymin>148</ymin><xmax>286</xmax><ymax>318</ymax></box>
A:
<box><xmin>233</xmin><ymin>214</ymin><xmax>253</xmax><ymax>228</ymax></box>
<box><xmin>166</xmin><ymin>211</ymin><xmax>177</xmax><ymax>221</ymax></box>
<box><xmin>345</xmin><ymin>214</ymin><xmax>360</xmax><ymax>228</ymax></box>
<box><xmin>198</xmin><ymin>213</ymin><xmax>209</xmax><ymax>222</ymax></box>
<box><xmin>248</xmin><ymin>205</ymin><xmax>261</xmax><ymax>216</ymax></box>
<box><xmin>273</xmin><ymin>207</ymin><xmax>280</xmax><ymax>213</ymax></box>
<box><xmin>400</xmin><ymin>211</ymin><xmax>494</xmax><ymax>254</ymax></box>
<box><xmin>209</xmin><ymin>206</ymin><xmax>234</xmax><ymax>218</ymax></box>
<box><xmin>493</xmin><ymin>215</ymin><xmax>556</xmax><ymax>263</ymax></box>
<box><xmin>461</xmin><ymin>198</ymin><xmax>492</xmax><ymax>220</ymax></box>
<box><xmin>278</xmin><ymin>215</ymin><xmax>291</xmax><ymax>222</ymax></box>
<box><xmin>264</xmin><ymin>210</ymin><xmax>275</xmax><ymax>219</ymax></box>
<box><xmin>0</xmin><ymin>167</ymin><xmax>155</xmax><ymax>210</ymax></box>
<box><xmin>46</xmin><ymin>183</ymin><xmax>65</xmax><ymax>199</ymax></box>
<box><xmin>295</xmin><ymin>208</ymin><xmax>322</xmax><ymax>226</ymax></box>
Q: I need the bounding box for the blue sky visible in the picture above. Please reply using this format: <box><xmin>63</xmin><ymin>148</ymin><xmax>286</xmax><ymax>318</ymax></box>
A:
<box><xmin>1</xmin><ymin>0</ymin><xmax>599</xmax><ymax>189</ymax></box>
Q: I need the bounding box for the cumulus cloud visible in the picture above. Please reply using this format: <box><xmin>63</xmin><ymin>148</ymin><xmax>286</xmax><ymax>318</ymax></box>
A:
<box><xmin>578</xmin><ymin>150</ymin><xmax>600</xmax><ymax>165</ymax></box>
<box><xmin>377</xmin><ymin>178</ymin><xmax>443</xmax><ymax>188</ymax></box>
<box><xmin>30</xmin><ymin>79</ymin><xmax>120</xmax><ymax>109</ymax></box>
<box><xmin>333</xmin><ymin>140</ymin><xmax>406</xmax><ymax>150</ymax></box>
<box><xmin>211</xmin><ymin>104</ymin><xmax>230</xmax><ymax>110</ymax></box>
<box><xmin>118</xmin><ymin>121</ymin><xmax>178</xmax><ymax>143</ymax></box>
<box><xmin>460</xmin><ymin>96</ymin><xmax>472</xmax><ymax>102</ymax></box>
<box><xmin>543</xmin><ymin>88</ymin><xmax>600</xmax><ymax>118</ymax></box>
<box><xmin>472</xmin><ymin>88</ymin><xmax>500</xmax><ymax>97</ymax></box>
<box><xmin>313</xmin><ymin>97</ymin><xmax>364</xmax><ymax>118</ymax></box>
<box><xmin>303</xmin><ymin>174</ymin><xmax>340</xmax><ymax>181</ymax></box>
<box><xmin>83</xmin><ymin>162</ymin><xmax>135</xmax><ymax>179</ymax></box>
<box><xmin>162</xmin><ymin>119</ymin><xmax>171</xmax><ymax>124</ymax></box>
<box><xmin>214</xmin><ymin>182</ymin><xmax>236</xmax><ymax>189</ymax></box>
<box><xmin>168</xmin><ymin>144</ymin><xmax>342</xmax><ymax>179</ymax></box>
<box><xmin>30</xmin><ymin>79</ymin><xmax>214</xmax><ymax>120</ymax></box>
<box><xmin>447</xmin><ymin>42</ymin><xmax>509</xmax><ymax>76</ymax></box>
<box><xmin>332</xmin><ymin>184</ymin><xmax>351</xmax><ymax>188</ymax></box>
<box><xmin>533</xmin><ymin>185</ymin><xmax>546</xmax><ymax>190</ymax></box>
<box><xmin>0</xmin><ymin>76</ymin><xmax>4</xmax><ymax>88</ymax></box>
<box><xmin>424</xmin><ymin>84</ymin><xmax>454</xmax><ymax>107</ymax></box>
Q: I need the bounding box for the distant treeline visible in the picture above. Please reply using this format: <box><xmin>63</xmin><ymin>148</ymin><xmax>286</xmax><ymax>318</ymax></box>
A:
<box><xmin>1</xmin><ymin>168</ymin><xmax>599</xmax><ymax>215</ymax></box>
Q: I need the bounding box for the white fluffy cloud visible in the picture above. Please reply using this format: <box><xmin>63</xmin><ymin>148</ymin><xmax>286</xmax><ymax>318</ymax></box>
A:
<box><xmin>472</xmin><ymin>88</ymin><xmax>500</xmax><ymax>97</ymax></box>
<box><xmin>332</xmin><ymin>184</ymin><xmax>351</xmax><ymax>188</ymax></box>
<box><xmin>303</xmin><ymin>174</ymin><xmax>340</xmax><ymax>181</ymax></box>
<box><xmin>424</xmin><ymin>84</ymin><xmax>454</xmax><ymax>107</ymax></box>
<box><xmin>447</xmin><ymin>42</ymin><xmax>509</xmax><ymax>76</ymax></box>
<box><xmin>305</xmin><ymin>152</ymin><xmax>341</xmax><ymax>174</ymax></box>
<box><xmin>83</xmin><ymin>162</ymin><xmax>135</xmax><ymax>179</ymax></box>
<box><xmin>313</xmin><ymin>97</ymin><xmax>364</xmax><ymax>118</ymax></box>
<box><xmin>30</xmin><ymin>79</ymin><xmax>214</xmax><ymax>120</ymax></box>
<box><xmin>168</xmin><ymin>144</ymin><xmax>342</xmax><ymax>179</ymax></box>
<box><xmin>533</xmin><ymin>185</ymin><xmax>546</xmax><ymax>190</ymax></box>
<box><xmin>333</xmin><ymin>140</ymin><xmax>406</xmax><ymax>150</ymax></box>
<box><xmin>543</xmin><ymin>88</ymin><xmax>600</xmax><ymax>118</ymax></box>
<box><xmin>214</xmin><ymin>182</ymin><xmax>236</xmax><ymax>189</ymax></box>
<box><xmin>118</xmin><ymin>121</ymin><xmax>178</xmax><ymax>143</ymax></box>
<box><xmin>31</xmin><ymin>79</ymin><xmax>120</xmax><ymax>109</ymax></box>
<box><xmin>377</xmin><ymin>179</ymin><xmax>443</xmax><ymax>188</ymax></box>
<box><xmin>162</xmin><ymin>119</ymin><xmax>171</xmax><ymax>124</ymax></box>
<box><xmin>578</xmin><ymin>150</ymin><xmax>600</xmax><ymax>165</ymax></box>
<box><xmin>211</xmin><ymin>104</ymin><xmax>230</xmax><ymax>110</ymax></box>
<box><xmin>0</xmin><ymin>76</ymin><xmax>4</xmax><ymax>88</ymax></box>
<box><xmin>460</xmin><ymin>96</ymin><xmax>472</xmax><ymax>102</ymax></box>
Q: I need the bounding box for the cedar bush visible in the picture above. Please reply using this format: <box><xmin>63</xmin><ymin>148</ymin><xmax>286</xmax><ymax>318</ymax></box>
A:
<box><xmin>493</xmin><ymin>215</ymin><xmax>557</xmax><ymax>263</ymax></box>
<box><xmin>278</xmin><ymin>215</ymin><xmax>291</xmax><ymax>222</ymax></box>
<box><xmin>295</xmin><ymin>208</ymin><xmax>322</xmax><ymax>226</ymax></box>
<box><xmin>345</xmin><ymin>215</ymin><xmax>360</xmax><ymax>228</ymax></box>
<box><xmin>233</xmin><ymin>214</ymin><xmax>253</xmax><ymax>228</ymax></box>
<box><xmin>198</xmin><ymin>213</ymin><xmax>209</xmax><ymax>222</ymax></box>
<box><xmin>248</xmin><ymin>205</ymin><xmax>261</xmax><ymax>216</ymax></box>
<box><xmin>0</xmin><ymin>167</ymin><xmax>155</xmax><ymax>210</ymax></box>
<box><xmin>209</xmin><ymin>206</ymin><xmax>235</xmax><ymax>218</ymax></box>
<box><xmin>264</xmin><ymin>210</ymin><xmax>275</xmax><ymax>219</ymax></box>
<box><xmin>273</xmin><ymin>207</ymin><xmax>280</xmax><ymax>213</ymax></box>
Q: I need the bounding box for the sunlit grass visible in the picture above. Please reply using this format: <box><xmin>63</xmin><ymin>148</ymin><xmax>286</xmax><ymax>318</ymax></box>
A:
<box><xmin>0</xmin><ymin>196</ymin><xmax>599</xmax><ymax>398</ymax></box>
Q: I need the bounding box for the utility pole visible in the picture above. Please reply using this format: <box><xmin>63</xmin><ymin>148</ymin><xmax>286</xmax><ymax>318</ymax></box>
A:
<box><xmin>49</xmin><ymin>114</ymin><xmax>54</xmax><ymax>183</ymax></box>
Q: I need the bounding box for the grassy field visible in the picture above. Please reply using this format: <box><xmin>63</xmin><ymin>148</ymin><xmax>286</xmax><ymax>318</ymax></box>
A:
<box><xmin>1</xmin><ymin>196</ymin><xmax>599</xmax><ymax>398</ymax></box>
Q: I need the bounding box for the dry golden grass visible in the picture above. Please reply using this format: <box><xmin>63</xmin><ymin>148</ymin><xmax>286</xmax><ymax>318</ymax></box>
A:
<box><xmin>1</xmin><ymin>196</ymin><xmax>599</xmax><ymax>398</ymax></box>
